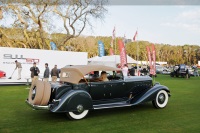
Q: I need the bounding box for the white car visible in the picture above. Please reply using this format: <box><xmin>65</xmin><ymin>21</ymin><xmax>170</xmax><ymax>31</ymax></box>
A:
<box><xmin>156</xmin><ymin>66</ymin><xmax>171</xmax><ymax>74</ymax></box>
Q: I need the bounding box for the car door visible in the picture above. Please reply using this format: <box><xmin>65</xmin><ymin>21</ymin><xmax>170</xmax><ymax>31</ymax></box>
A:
<box><xmin>89</xmin><ymin>80</ymin><xmax>129</xmax><ymax>103</ymax></box>
<box><xmin>106</xmin><ymin>80</ymin><xmax>128</xmax><ymax>99</ymax></box>
<box><xmin>89</xmin><ymin>82</ymin><xmax>108</xmax><ymax>100</ymax></box>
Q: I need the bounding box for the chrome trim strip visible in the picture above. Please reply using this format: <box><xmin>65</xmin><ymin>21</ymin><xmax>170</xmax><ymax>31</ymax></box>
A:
<box><xmin>124</xmin><ymin>76</ymin><xmax>152</xmax><ymax>82</ymax></box>
<box><xmin>94</xmin><ymin>104</ymin><xmax>131</xmax><ymax>110</ymax></box>
<box><xmin>25</xmin><ymin>100</ymin><xmax>49</xmax><ymax>110</ymax></box>
<box><xmin>93</xmin><ymin>101</ymin><xmax>127</xmax><ymax>107</ymax></box>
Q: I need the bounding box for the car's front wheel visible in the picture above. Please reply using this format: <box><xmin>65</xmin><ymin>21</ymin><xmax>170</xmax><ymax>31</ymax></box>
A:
<box><xmin>66</xmin><ymin>110</ymin><xmax>89</xmax><ymax>120</ymax></box>
<box><xmin>152</xmin><ymin>90</ymin><xmax>169</xmax><ymax>109</ymax></box>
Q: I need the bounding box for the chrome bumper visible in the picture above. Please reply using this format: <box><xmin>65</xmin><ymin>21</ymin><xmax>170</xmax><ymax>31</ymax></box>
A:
<box><xmin>25</xmin><ymin>100</ymin><xmax>50</xmax><ymax>110</ymax></box>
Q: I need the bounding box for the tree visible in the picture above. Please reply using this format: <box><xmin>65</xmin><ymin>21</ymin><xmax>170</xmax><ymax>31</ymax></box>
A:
<box><xmin>0</xmin><ymin>6</ymin><xmax>3</xmax><ymax>19</ymax></box>
<box><xmin>1</xmin><ymin>0</ymin><xmax>108</xmax><ymax>50</ymax></box>
<box><xmin>53</xmin><ymin>0</ymin><xmax>107</xmax><ymax>48</ymax></box>
<box><xmin>5</xmin><ymin>2</ymin><xmax>50</xmax><ymax>49</ymax></box>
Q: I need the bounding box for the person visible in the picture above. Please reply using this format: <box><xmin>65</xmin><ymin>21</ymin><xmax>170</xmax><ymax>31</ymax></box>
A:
<box><xmin>122</xmin><ymin>64</ymin><xmax>128</xmax><ymax>77</ymax></box>
<box><xmin>91</xmin><ymin>71</ymin><xmax>99</xmax><ymax>79</ymax></box>
<box><xmin>43</xmin><ymin>63</ymin><xmax>50</xmax><ymax>82</ymax></box>
<box><xmin>99</xmin><ymin>71</ymin><xmax>108</xmax><ymax>81</ymax></box>
<box><xmin>193</xmin><ymin>65</ymin><xmax>199</xmax><ymax>77</ymax></box>
<box><xmin>51</xmin><ymin>65</ymin><xmax>58</xmax><ymax>82</ymax></box>
<box><xmin>129</xmin><ymin>65</ymin><xmax>135</xmax><ymax>76</ymax></box>
<box><xmin>186</xmin><ymin>66</ymin><xmax>189</xmax><ymax>79</ymax></box>
<box><xmin>15</xmin><ymin>60</ymin><xmax>22</xmax><ymax>80</ymax></box>
<box><xmin>30</xmin><ymin>62</ymin><xmax>40</xmax><ymax>84</ymax></box>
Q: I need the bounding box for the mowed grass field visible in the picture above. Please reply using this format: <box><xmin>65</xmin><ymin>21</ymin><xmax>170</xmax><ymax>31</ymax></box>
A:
<box><xmin>0</xmin><ymin>75</ymin><xmax>200</xmax><ymax>133</ymax></box>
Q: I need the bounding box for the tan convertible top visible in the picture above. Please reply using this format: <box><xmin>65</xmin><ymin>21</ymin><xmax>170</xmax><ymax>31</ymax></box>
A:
<box><xmin>60</xmin><ymin>65</ymin><xmax>121</xmax><ymax>84</ymax></box>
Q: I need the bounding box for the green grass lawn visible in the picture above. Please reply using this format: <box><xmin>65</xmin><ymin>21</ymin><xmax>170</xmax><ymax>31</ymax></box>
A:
<box><xmin>0</xmin><ymin>75</ymin><xmax>200</xmax><ymax>133</ymax></box>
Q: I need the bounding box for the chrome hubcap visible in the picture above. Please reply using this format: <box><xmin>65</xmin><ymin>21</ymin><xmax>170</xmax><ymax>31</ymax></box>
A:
<box><xmin>77</xmin><ymin>105</ymin><xmax>84</xmax><ymax>113</ymax></box>
<box><xmin>158</xmin><ymin>94</ymin><xmax>165</xmax><ymax>104</ymax></box>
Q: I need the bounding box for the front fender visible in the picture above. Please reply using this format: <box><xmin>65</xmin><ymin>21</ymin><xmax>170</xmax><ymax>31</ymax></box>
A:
<box><xmin>131</xmin><ymin>84</ymin><xmax>170</xmax><ymax>105</ymax></box>
<box><xmin>50</xmin><ymin>90</ymin><xmax>93</xmax><ymax>112</ymax></box>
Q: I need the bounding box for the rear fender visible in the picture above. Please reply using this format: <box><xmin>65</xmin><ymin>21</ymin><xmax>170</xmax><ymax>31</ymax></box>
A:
<box><xmin>130</xmin><ymin>84</ymin><xmax>170</xmax><ymax>105</ymax></box>
<box><xmin>50</xmin><ymin>90</ymin><xmax>93</xmax><ymax>112</ymax></box>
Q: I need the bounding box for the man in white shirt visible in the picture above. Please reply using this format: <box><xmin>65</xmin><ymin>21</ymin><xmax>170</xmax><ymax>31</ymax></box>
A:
<box><xmin>122</xmin><ymin>64</ymin><xmax>128</xmax><ymax>77</ymax></box>
<box><xmin>15</xmin><ymin>60</ymin><xmax>22</xmax><ymax>80</ymax></box>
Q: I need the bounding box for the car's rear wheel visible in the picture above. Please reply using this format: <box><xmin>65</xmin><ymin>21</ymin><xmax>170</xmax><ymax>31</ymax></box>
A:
<box><xmin>66</xmin><ymin>105</ymin><xmax>89</xmax><ymax>120</ymax></box>
<box><xmin>152</xmin><ymin>90</ymin><xmax>169</xmax><ymax>109</ymax></box>
<box><xmin>67</xmin><ymin>110</ymin><xmax>89</xmax><ymax>120</ymax></box>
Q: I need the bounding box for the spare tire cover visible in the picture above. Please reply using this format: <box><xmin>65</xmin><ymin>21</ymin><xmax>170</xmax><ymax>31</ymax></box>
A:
<box><xmin>40</xmin><ymin>82</ymin><xmax>51</xmax><ymax>106</ymax></box>
<box><xmin>28</xmin><ymin>80</ymin><xmax>45</xmax><ymax>105</ymax></box>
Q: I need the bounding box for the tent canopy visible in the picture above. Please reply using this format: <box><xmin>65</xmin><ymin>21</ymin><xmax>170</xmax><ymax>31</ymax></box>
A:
<box><xmin>88</xmin><ymin>55</ymin><xmax>137</xmax><ymax>67</ymax></box>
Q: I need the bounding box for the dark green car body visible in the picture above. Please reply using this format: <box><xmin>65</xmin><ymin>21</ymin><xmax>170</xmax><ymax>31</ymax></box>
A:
<box><xmin>49</xmin><ymin>76</ymin><xmax>169</xmax><ymax>113</ymax></box>
<box><xmin>26</xmin><ymin>65</ymin><xmax>170</xmax><ymax>120</ymax></box>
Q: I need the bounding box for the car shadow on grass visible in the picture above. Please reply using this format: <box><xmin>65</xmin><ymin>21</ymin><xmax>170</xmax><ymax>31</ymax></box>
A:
<box><xmin>88</xmin><ymin>103</ymin><xmax>154</xmax><ymax>119</ymax></box>
<box><xmin>24</xmin><ymin>102</ymin><xmax>154</xmax><ymax>121</ymax></box>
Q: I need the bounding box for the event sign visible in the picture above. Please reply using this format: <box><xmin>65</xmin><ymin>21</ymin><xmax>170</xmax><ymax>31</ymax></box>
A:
<box><xmin>98</xmin><ymin>40</ymin><xmax>105</xmax><ymax>57</ymax></box>
<box><xmin>0</xmin><ymin>47</ymin><xmax>87</xmax><ymax>82</ymax></box>
<box><xmin>50</xmin><ymin>42</ymin><xmax>57</xmax><ymax>50</ymax></box>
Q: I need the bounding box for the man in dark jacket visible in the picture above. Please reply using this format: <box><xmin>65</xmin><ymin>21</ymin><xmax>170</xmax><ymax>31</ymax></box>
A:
<box><xmin>129</xmin><ymin>66</ymin><xmax>135</xmax><ymax>76</ymax></box>
<box><xmin>30</xmin><ymin>62</ymin><xmax>40</xmax><ymax>84</ymax></box>
<box><xmin>43</xmin><ymin>63</ymin><xmax>50</xmax><ymax>82</ymax></box>
<box><xmin>51</xmin><ymin>65</ymin><xmax>58</xmax><ymax>82</ymax></box>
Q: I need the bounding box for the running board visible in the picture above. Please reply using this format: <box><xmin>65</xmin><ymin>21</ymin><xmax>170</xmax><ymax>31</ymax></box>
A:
<box><xmin>93</xmin><ymin>101</ymin><xmax>131</xmax><ymax>110</ymax></box>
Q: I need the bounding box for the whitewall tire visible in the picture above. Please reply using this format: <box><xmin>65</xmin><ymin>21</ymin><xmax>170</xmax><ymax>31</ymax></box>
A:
<box><xmin>152</xmin><ymin>90</ymin><xmax>169</xmax><ymax>109</ymax></box>
<box><xmin>67</xmin><ymin>110</ymin><xmax>89</xmax><ymax>120</ymax></box>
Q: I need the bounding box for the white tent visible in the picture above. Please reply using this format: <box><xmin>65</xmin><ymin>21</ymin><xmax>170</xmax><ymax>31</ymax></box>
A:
<box><xmin>88</xmin><ymin>55</ymin><xmax>137</xmax><ymax>67</ymax></box>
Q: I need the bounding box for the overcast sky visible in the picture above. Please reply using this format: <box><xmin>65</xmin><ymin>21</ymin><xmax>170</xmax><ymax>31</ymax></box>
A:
<box><xmin>82</xmin><ymin>5</ymin><xmax>200</xmax><ymax>46</ymax></box>
<box><xmin>1</xmin><ymin>2</ymin><xmax>199</xmax><ymax>46</ymax></box>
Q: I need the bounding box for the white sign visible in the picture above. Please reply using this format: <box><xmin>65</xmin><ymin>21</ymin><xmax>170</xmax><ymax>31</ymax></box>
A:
<box><xmin>0</xmin><ymin>47</ymin><xmax>87</xmax><ymax>82</ymax></box>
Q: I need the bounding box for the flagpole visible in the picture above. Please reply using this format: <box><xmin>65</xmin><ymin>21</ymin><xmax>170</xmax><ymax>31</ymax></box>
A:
<box><xmin>115</xmin><ymin>33</ymin><xmax>117</xmax><ymax>67</ymax></box>
<box><xmin>115</xmin><ymin>36</ymin><xmax>116</xmax><ymax>55</ymax></box>
<box><xmin>136</xmin><ymin>28</ymin><xmax>139</xmax><ymax>76</ymax></box>
<box><xmin>137</xmin><ymin>40</ymin><xmax>139</xmax><ymax>76</ymax></box>
<box><xmin>114</xmin><ymin>27</ymin><xmax>117</xmax><ymax>67</ymax></box>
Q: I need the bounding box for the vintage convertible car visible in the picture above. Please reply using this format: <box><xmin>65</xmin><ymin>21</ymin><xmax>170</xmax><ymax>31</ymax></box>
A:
<box><xmin>26</xmin><ymin>65</ymin><xmax>170</xmax><ymax>120</ymax></box>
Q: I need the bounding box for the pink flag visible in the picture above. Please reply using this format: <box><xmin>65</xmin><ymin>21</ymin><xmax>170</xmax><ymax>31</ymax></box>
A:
<box><xmin>147</xmin><ymin>44</ymin><xmax>156</xmax><ymax>76</ymax></box>
<box><xmin>112</xmin><ymin>27</ymin><xmax>116</xmax><ymax>39</ymax></box>
<box><xmin>151</xmin><ymin>44</ymin><xmax>156</xmax><ymax>75</ymax></box>
<box><xmin>109</xmin><ymin>48</ymin><xmax>114</xmax><ymax>55</ymax></box>
<box><xmin>110</xmin><ymin>39</ymin><xmax>113</xmax><ymax>48</ymax></box>
<box><xmin>133</xmin><ymin>31</ymin><xmax>138</xmax><ymax>41</ymax></box>
<box><xmin>118</xmin><ymin>40</ymin><xmax>127</xmax><ymax>66</ymax></box>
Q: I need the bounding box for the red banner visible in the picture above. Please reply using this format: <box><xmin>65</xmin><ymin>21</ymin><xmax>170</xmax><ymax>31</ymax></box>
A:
<box><xmin>118</xmin><ymin>40</ymin><xmax>127</xmax><ymax>66</ymax></box>
<box><xmin>109</xmin><ymin>48</ymin><xmax>114</xmax><ymax>55</ymax></box>
<box><xmin>146</xmin><ymin>46</ymin><xmax>153</xmax><ymax>75</ymax></box>
<box><xmin>133</xmin><ymin>31</ymin><xmax>138</xmax><ymax>41</ymax></box>
<box><xmin>151</xmin><ymin>44</ymin><xmax>156</xmax><ymax>75</ymax></box>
